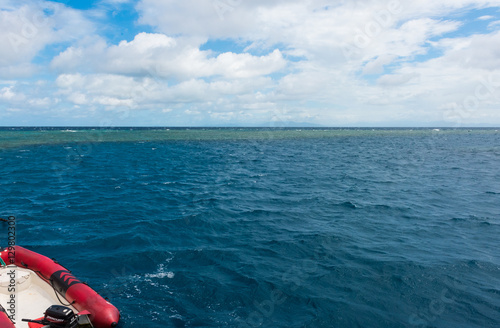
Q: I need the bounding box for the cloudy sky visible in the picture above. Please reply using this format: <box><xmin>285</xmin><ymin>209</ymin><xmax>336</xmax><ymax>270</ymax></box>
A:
<box><xmin>1</xmin><ymin>0</ymin><xmax>500</xmax><ymax>126</ymax></box>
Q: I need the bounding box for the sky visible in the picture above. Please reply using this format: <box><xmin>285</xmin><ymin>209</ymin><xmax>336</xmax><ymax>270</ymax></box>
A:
<box><xmin>1</xmin><ymin>0</ymin><xmax>500</xmax><ymax>127</ymax></box>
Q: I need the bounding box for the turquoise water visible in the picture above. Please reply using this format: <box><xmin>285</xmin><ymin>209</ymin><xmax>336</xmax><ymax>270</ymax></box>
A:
<box><xmin>1</xmin><ymin>128</ymin><xmax>499</xmax><ymax>327</ymax></box>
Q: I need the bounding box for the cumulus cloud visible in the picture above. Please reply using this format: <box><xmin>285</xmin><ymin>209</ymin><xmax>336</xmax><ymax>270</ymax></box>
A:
<box><xmin>3</xmin><ymin>0</ymin><xmax>500</xmax><ymax>125</ymax></box>
<box><xmin>51</xmin><ymin>33</ymin><xmax>286</xmax><ymax>80</ymax></box>
<box><xmin>0</xmin><ymin>1</ymin><xmax>94</xmax><ymax>78</ymax></box>
<box><xmin>0</xmin><ymin>86</ymin><xmax>17</xmax><ymax>100</ymax></box>
<box><xmin>54</xmin><ymin>72</ymin><xmax>277</xmax><ymax>110</ymax></box>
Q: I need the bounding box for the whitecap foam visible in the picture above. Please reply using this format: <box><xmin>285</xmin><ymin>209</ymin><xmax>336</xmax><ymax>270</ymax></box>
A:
<box><xmin>145</xmin><ymin>263</ymin><xmax>175</xmax><ymax>279</ymax></box>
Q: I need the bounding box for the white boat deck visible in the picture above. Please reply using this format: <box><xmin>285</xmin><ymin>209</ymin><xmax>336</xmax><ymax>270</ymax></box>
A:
<box><xmin>0</xmin><ymin>266</ymin><xmax>77</xmax><ymax>328</ymax></box>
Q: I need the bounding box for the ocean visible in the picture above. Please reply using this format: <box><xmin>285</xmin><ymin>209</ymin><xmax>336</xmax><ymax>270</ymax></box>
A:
<box><xmin>0</xmin><ymin>127</ymin><xmax>499</xmax><ymax>327</ymax></box>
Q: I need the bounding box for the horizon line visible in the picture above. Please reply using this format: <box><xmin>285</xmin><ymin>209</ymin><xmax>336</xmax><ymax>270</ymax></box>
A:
<box><xmin>1</xmin><ymin>126</ymin><xmax>500</xmax><ymax>129</ymax></box>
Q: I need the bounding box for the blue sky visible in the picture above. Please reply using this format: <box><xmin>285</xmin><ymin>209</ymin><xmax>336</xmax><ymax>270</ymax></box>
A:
<box><xmin>1</xmin><ymin>0</ymin><xmax>500</xmax><ymax>126</ymax></box>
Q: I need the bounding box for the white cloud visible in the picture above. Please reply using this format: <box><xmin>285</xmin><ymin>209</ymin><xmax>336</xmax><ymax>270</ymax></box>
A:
<box><xmin>67</xmin><ymin>92</ymin><xmax>88</xmax><ymax>105</ymax></box>
<box><xmin>488</xmin><ymin>20</ymin><xmax>500</xmax><ymax>29</ymax></box>
<box><xmin>351</xmin><ymin>28</ymin><xmax>500</xmax><ymax>124</ymax></box>
<box><xmin>54</xmin><ymin>72</ymin><xmax>277</xmax><ymax>112</ymax></box>
<box><xmin>377</xmin><ymin>72</ymin><xmax>420</xmax><ymax>86</ymax></box>
<box><xmin>0</xmin><ymin>82</ymin><xmax>60</xmax><ymax>115</ymax></box>
<box><xmin>434</xmin><ymin>30</ymin><xmax>500</xmax><ymax>69</ymax></box>
<box><xmin>363</xmin><ymin>55</ymin><xmax>399</xmax><ymax>75</ymax></box>
<box><xmin>0</xmin><ymin>1</ymin><xmax>95</xmax><ymax>78</ymax></box>
<box><xmin>49</xmin><ymin>16</ymin><xmax>500</xmax><ymax>125</ymax></box>
<box><xmin>0</xmin><ymin>86</ymin><xmax>16</xmax><ymax>100</ymax></box>
<box><xmin>101</xmin><ymin>0</ymin><xmax>132</xmax><ymax>4</ymax></box>
<box><xmin>478</xmin><ymin>15</ymin><xmax>495</xmax><ymax>20</ymax></box>
<box><xmin>51</xmin><ymin>33</ymin><xmax>286</xmax><ymax>80</ymax></box>
<box><xmin>136</xmin><ymin>0</ymin><xmax>255</xmax><ymax>38</ymax></box>
<box><xmin>0</xmin><ymin>5</ymin><xmax>52</xmax><ymax>67</ymax></box>
<box><xmin>3</xmin><ymin>0</ymin><xmax>500</xmax><ymax>125</ymax></box>
<box><xmin>0</xmin><ymin>85</ymin><xmax>28</xmax><ymax>104</ymax></box>
<box><xmin>56</xmin><ymin>73</ymin><xmax>140</xmax><ymax>101</ymax></box>
<box><xmin>28</xmin><ymin>97</ymin><xmax>51</xmax><ymax>107</ymax></box>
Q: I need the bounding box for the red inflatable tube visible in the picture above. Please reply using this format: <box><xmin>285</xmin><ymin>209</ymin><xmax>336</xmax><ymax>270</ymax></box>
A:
<box><xmin>0</xmin><ymin>246</ymin><xmax>120</xmax><ymax>328</ymax></box>
<box><xmin>0</xmin><ymin>304</ymin><xmax>15</xmax><ymax>328</ymax></box>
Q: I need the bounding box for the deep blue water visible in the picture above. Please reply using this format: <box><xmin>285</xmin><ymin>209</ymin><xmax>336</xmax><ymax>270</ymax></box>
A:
<box><xmin>1</xmin><ymin>128</ymin><xmax>499</xmax><ymax>327</ymax></box>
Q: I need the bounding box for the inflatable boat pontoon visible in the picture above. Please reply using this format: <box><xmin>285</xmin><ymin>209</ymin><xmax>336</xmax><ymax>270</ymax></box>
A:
<box><xmin>0</xmin><ymin>246</ymin><xmax>120</xmax><ymax>328</ymax></box>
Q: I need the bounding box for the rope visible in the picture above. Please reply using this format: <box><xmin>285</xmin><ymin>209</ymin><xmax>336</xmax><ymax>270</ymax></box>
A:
<box><xmin>50</xmin><ymin>278</ymin><xmax>76</xmax><ymax>307</ymax></box>
<box><xmin>19</xmin><ymin>262</ymin><xmax>76</xmax><ymax>307</ymax></box>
